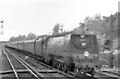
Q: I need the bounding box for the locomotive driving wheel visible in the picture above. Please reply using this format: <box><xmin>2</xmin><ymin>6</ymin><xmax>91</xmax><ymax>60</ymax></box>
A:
<box><xmin>73</xmin><ymin>67</ymin><xmax>84</xmax><ymax>77</ymax></box>
<box><xmin>62</xmin><ymin>65</ymin><xmax>68</xmax><ymax>73</ymax></box>
<box><xmin>89</xmin><ymin>68</ymin><xmax>95</xmax><ymax>77</ymax></box>
<box><xmin>57</xmin><ymin>63</ymin><xmax>61</xmax><ymax>69</ymax></box>
<box><xmin>52</xmin><ymin>61</ymin><xmax>57</xmax><ymax>68</ymax></box>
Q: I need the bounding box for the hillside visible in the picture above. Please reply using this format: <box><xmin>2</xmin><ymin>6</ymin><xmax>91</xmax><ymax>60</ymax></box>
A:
<box><xmin>84</xmin><ymin>12</ymin><xmax>119</xmax><ymax>50</ymax></box>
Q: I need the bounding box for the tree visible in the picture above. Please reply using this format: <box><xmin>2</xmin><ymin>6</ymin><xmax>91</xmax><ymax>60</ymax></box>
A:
<box><xmin>52</xmin><ymin>23</ymin><xmax>60</xmax><ymax>35</ymax></box>
<box><xmin>27</xmin><ymin>33</ymin><xmax>37</xmax><ymax>40</ymax></box>
<box><xmin>79</xmin><ymin>22</ymin><xmax>85</xmax><ymax>29</ymax></box>
<box><xmin>9</xmin><ymin>36</ymin><xmax>16</xmax><ymax>42</ymax></box>
<box><xmin>83</xmin><ymin>12</ymin><xmax>119</xmax><ymax>51</ymax></box>
<box><xmin>83</xmin><ymin>14</ymin><xmax>105</xmax><ymax>35</ymax></box>
<box><xmin>17</xmin><ymin>35</ymin><xmax>27</xmax><ymax>41</ymax></box>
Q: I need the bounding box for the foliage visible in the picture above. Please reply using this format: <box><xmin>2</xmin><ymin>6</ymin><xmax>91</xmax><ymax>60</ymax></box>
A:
<box><xmin>84</xmin><ymin>14</ymin><xmax>105</xmax><ymax>35</ymax></box>
<box><xmin>52</xmin><ymin>23</ymin><xmax>60</xmax><ymax>35</ymax></box>
<box><xmin>9</xmin><ymin>36</ymin><xmax>16</xmax><ymax>42</ymax></box>
<box><xmin>9</xmin><ymin>33</ymin><xmax>37</xmax><ymax>41</ymax></box>
<box><xmin>17</xmin><ymin>35</ymin><xmax>27</xmax><ymax>41</ymax></box>
<box><xmin>27</xmin><ymin>33</ymin><xmax>37</xmax><ymax>40</ymax></box>
<box><xmin>83</xmin><ymin>12</ymin><xmax>119</xmax><ymax>50</ymax></box>
<box><xmin>9</xmin><ymin>12</ymin><xmax>119</xmax><ymax>50</ymax></box>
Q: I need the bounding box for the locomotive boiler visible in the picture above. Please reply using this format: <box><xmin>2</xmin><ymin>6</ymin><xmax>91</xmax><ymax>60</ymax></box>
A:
<box><xmin>5</xmin><ymin>27</ymin><xmax>99</xmax><ymax>77</ymax></box>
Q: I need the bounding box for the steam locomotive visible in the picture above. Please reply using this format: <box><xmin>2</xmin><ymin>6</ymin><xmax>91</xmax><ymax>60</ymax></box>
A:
<box><xmin>5</xmin><ymin>27</ymin><xmax>99</xmax><ymax>77</ymax></box>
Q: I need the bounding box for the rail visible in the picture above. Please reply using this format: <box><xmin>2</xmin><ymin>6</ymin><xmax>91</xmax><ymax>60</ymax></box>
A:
<box><xmin>3</xmin><ymin>48</ymin><xmax>46</xmax><ymax>79</ymax></box>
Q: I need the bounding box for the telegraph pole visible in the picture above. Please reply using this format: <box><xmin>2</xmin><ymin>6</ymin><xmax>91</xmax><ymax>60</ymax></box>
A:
<box><xmin>0</xmin><ymin>20</ymin><xmax>3</xmax><ymax>35</ymax></box>
<box><xmin>60</xmin><ymin>25</ymin><xmax>63</xmax><ymax>33</ymax></box>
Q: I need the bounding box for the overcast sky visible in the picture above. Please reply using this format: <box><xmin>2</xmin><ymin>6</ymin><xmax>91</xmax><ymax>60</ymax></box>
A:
<box><xmin>0</xmin><ymin>0</ymin><xmax>119</xmax><ymax>41</ymax></box>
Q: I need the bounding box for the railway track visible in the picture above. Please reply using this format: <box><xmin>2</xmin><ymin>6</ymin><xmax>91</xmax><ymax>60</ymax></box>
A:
<box><xmin>26</xmin><ymin>57</ymin><xmax>74</xmax><ymax>77</ymax></box>
<box><xmin>100</xmin><ymin>71</ymin><xmax>120</xmax><ymax>79</ymax></box>
<box><xmin>95</xmin><ymin>69</ymin><xmax>120</xmax><ymax>79</ymax></box>
<box><xmin>2</xmin><ymin>48</ymin><xmax>45</xmax><ymax>79</ymax></box>
<box><xmin>4</xmin><ymin>47</ymin><xmax>120</xmax><ymax>79</ymax></box>
<box><xmin>2</xmin><ymin>48</ymin><xmax>74</xmax><ymax>78</ymax></box>
<box><xmin>100</xmin><ymin>68</ymin><xmax>120</xmax><ymax>77</ymax></box>
<box><xmin>10</xmin><ymin>48</ymin><xmax>95</xmax><ymax>78</ymax></box>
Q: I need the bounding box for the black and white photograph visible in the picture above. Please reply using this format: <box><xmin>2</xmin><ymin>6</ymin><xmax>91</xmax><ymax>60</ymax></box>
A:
<box><xmin>0</xmin><ymin>0</ymin><xmax>119</xmax><ymax>79</ymax></box>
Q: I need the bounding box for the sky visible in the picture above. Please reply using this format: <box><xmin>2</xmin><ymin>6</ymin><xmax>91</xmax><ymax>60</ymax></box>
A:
<box><xmin>0</xmin><ymin>0</ymin><xmax>119</xmax><ymax>41</ymax></box>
